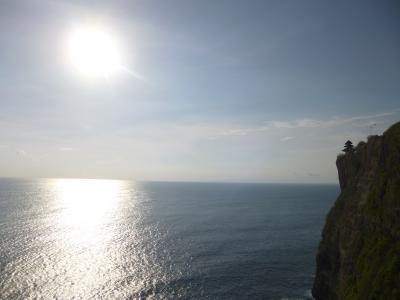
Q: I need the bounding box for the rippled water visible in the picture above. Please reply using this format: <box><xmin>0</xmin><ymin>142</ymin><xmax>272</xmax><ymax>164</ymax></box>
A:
<box><xmin>0</xmin><ymin>178</ymin><xmax>338</xmax><ymax>299</ymax></box>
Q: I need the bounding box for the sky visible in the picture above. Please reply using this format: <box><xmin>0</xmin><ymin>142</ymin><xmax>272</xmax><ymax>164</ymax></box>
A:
<box><xmin>0</xmin><ymin>0</ymin><xmax>399</xmax><ymax>183</ymax></box>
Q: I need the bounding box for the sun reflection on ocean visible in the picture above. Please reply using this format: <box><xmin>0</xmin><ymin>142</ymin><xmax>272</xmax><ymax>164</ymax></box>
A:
<box><xmin>47</xmin><ymin>179</ymin><xmax>136</xmax><ymax>298</ymax></box>
<box><xmin>0</xmin><ymin>179</ymin><xmax>178</xmax><ymax>299</ymax></box>
<box><xmin>52</xmin><ymin>178</ymin><xmax>125</xmax><ymax>244</ymax></box>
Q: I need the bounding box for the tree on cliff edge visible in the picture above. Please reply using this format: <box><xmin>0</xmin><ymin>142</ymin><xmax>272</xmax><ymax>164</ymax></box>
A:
<box><xmin>342</xmin><ymin>140</ymin><xmax>355</xmax><ymax>153</ymax></box>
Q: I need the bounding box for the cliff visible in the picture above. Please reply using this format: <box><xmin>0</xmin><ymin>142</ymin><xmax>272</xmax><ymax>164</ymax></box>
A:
<box><xmin>312</xmin><ymin>122</ymin><xmax>400</xmax><ymax>299</ymax></box>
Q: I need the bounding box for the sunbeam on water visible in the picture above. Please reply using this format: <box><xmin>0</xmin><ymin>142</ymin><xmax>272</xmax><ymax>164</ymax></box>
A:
<box><xmin>52</xmin><ymin>179</ymin><xmax>123</xmax><ymax>244</ymax></box>
<box><xmin>0</xmin><ymin>179</ymin><xmax>179</xmax><ymax>299</ymax></box>
<box><xmin>48</xmin><ymin>179</ymin><xmax>130</xmax><ymax>297</ymax></box>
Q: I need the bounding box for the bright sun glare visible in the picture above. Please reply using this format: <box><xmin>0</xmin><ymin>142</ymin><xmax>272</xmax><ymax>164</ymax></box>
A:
<box><xmin>67</xmin><ymin>26</ymin><xmax>122</xmax><ymax>78</ymax></box>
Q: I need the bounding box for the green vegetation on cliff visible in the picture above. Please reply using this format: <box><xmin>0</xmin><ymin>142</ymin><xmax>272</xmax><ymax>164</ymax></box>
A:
<box><xmin>313</xmin><ymin>122</ymin><xmax>400</xmax><ymax>300</ymax></box>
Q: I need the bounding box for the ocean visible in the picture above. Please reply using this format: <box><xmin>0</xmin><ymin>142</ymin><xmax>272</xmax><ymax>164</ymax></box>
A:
<box><xmin>0</xmin><ymin>178</ymin><xmax>338</xmax><ymax>299</ymax></box>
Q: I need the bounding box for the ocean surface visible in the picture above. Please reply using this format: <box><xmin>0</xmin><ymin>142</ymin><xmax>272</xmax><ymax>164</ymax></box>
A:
<box><xmin>0</xmin><ymin>178</ymin><xmax>338</xmax><ymax>299</ymax></box>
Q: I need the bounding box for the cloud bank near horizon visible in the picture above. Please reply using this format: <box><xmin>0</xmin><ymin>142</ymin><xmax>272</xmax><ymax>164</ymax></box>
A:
<box><xmin>0</xmin><ymin>110</ymin><xmax>398</xmax><ymax>183</ymax></box>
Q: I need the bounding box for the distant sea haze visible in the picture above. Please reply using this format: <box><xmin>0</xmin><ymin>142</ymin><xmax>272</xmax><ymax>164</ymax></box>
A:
<box><xmin>0</xmin><ymin>178</ymin><xmax>338</xmax><ymax>299</ymax></box>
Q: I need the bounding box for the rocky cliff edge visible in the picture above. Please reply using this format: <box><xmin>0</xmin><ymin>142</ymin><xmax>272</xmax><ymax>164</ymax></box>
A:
<box><xmin>312</xmin><ymin>122</ymin><xmax>400</xmax><ymax>299</ymax></box>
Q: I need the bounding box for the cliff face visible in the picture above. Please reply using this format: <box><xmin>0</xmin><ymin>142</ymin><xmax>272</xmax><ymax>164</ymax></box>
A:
<box><xmin>312</xmin><ymin>122</ymin><xmax>400</xmax><ymax>300</ymax></box>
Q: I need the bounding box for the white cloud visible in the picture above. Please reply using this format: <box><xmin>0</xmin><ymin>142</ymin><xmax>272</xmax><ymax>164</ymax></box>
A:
<box><xmin>271</xmin><ymin>111</ymin><xmax>397</xmax><ymax>129</ymax></box>
<box><xmin>59</xmin><ymin>147</ymin><xmax>74</xmax><ymax>151</ymax></box>
<box><xmin>281</xmin><ymin>136</ymin><xmax>294</xmax><ymax>142</ymax></box>
<box><xmin>217</xmin><ymin>110</ymin><xmax>399</xmax><ymax>137</ymax></box>
<box><xmin>16</xmin><ymin>149</ymin><xmax>27</xmax><ymax>156</ymax></box>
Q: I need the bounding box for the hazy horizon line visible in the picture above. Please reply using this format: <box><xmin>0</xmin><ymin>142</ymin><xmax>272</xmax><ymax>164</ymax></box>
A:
<box><xmin>0</xmin><ymin>176</ymin><xmax>339</xmax><ymax>185</ymax></box>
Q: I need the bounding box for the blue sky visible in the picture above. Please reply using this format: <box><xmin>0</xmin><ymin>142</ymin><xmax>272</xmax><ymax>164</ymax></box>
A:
<box><xmin>0</xmin><ymin>0</ymin><xmax>399</xmax><ymax>183</ymax></box>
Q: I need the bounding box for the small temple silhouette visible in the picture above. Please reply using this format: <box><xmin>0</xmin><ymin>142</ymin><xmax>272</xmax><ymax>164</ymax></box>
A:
<box><xmin>342</xmin><ymin>140</ymin><xmax>355</xmax><ymax>153</ymax></box>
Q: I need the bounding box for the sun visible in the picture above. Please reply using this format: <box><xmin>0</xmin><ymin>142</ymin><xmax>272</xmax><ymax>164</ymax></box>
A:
<box><xmin>67</xmin><ymin>26</ymin><xmax>122</xmax><ymax>78</ymax></box>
